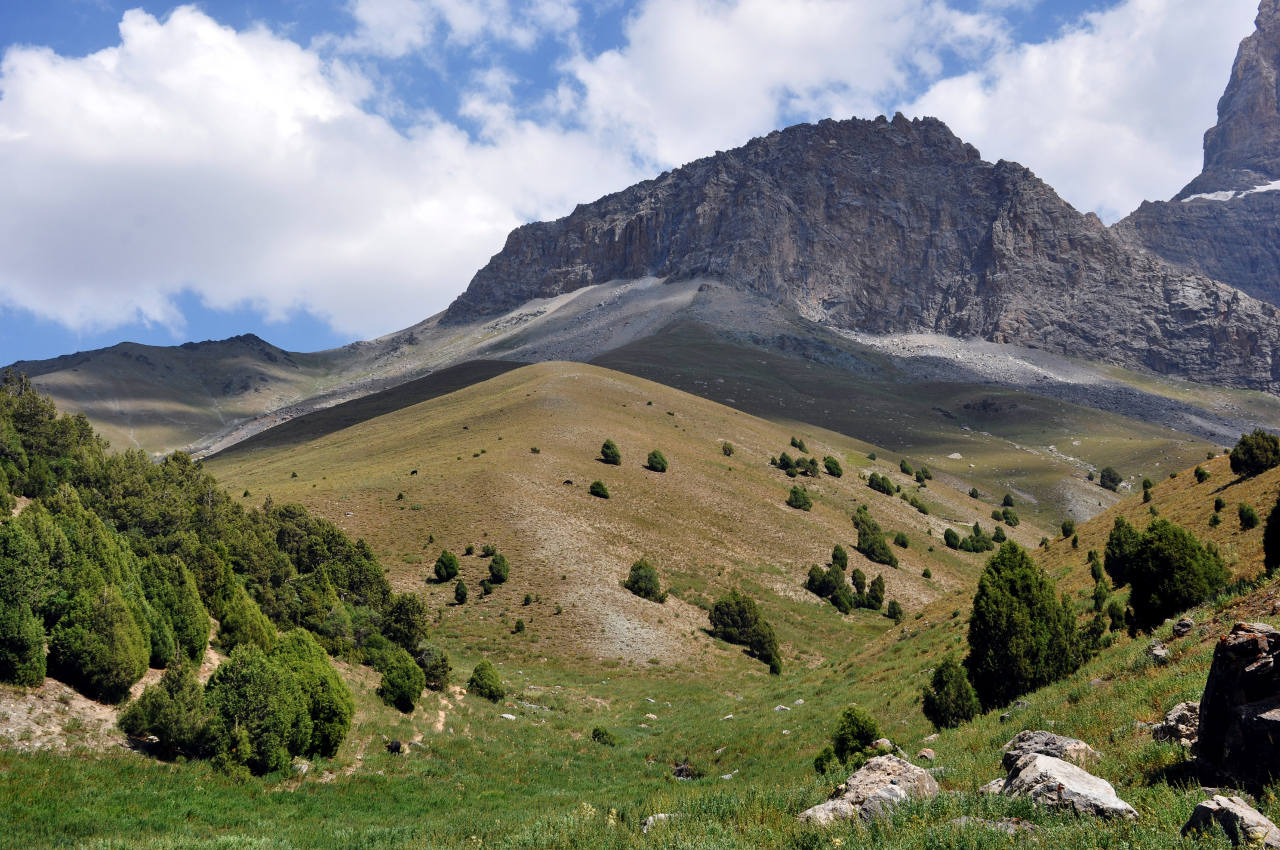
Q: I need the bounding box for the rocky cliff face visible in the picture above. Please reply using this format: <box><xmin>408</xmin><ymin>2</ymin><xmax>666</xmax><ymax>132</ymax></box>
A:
<box><xmin>446</xmin><ymin>113</ymin><xmax>1280</xmax><ymax>392</ymax></box>
<box><xmin>1118</xmin><ymin>0</ymin><xmax>1280</xmax><ymax>305</ymax></box>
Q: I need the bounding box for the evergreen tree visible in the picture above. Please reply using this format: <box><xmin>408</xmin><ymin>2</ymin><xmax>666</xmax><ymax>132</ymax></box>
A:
<box><xmin>1127</xmin><ymin>519</ymin><xmax>1229</xmax><ymax>631</ymax></box>
<box><xmin>853</xmin><ymin>507</ymin><xmax>897</xmax><ymax>568</ymax></box>
<box><xmin>467</xmin><ymin>659</ymin><xmax>505</xmax><ymax>702</ymax></box>
<box><xmin>1230</xmin><ymin>430</ymin><xmax>1280</xmax><ymax>478</ymax></box>
<box><xmin>382</xmin><ymin>592</ymin><xmax>430</xmax><ymax>654</ymax></box>
<box><xmin>831</xmin><ymin>705</ymin><xmax>878</xmax><ymax>763</ymax></box>
<box><xmin>600</xmin><ymin>440</ymin><xmax>622</xmax><ymax>466</ymax></box>
<box><xmin>488</xmin><ymin>554</ymin><xmax>510</xmax><ymax>584</ymax></box>
<box><xmin>434</xmin><ymin>550</ymin><xmax>459</xmax><ymax>582</ymax></box>
<box><xmin>921</xmin><ymin>657</ymin><xmax>979</xmax><ymax>729</ymax></box>
<box><xmin>786</xmin><ymin>486</ymin><xmax>812</xmax><ymax>511</ymax></box>
<box><xmin>415</xmin><ymin>643</ymin><xmax>451</xmax><ymax>691</ymax></box>
<box><xmin>376</xmin><ymin>645</ymin><xmax>426</xmax><ymax>713</ymax></box>
<box><xmin>622</xmin><ymin>558</ymin><xmax>665</xmax><ymax>602</ymax></box>
<box><xmin>645</xmin><ymin>450</ymin><xmax>668</xmax><ymax>472</ymax></box>
<box><xmin>454</xmin><ymin>579</ymin><xmax>468</xmax><ymax>605</ymax></box>
<box><xmin>47</xmin><ymin>586</ymin><xmax>148</xmax><ymax>704</ymax></box>
<box><xmin>204</xmin><ymin>644</ymin><xmax>306</xmax><ymax>776</ymax></box>
<box><xmin>866</xmin><ymin>574</ymin><xmax>885</xmax><ymax>611</ymax></box>
<box><xmin>709</xmin><ymin>590</ymin><xmax>781</xmax><ymax>674</ymax></box>
<box><xmin>0</xmin><ymin>601</ymin><xmax>45</xmax><ymax>686</ymax></box>
<box><xmin>1104</xmin><ymin>516</ymin><xmax>1141</xmax><ymax>588</ymax></box>
<box><xmin>118</xmin><ymin>661</ymin><xmax>210</xmax><ymax>759</ymax></box>
<box><xmin>831</xmin><ymin>544</ymin><xmax>848</xmax><ymax>571</ymax></box>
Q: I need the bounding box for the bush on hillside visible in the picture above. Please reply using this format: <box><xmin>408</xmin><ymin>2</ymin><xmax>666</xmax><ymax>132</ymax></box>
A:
<box><xmin>204</xmin><ymin>644</ymin><xmax>307</xmax><ymax>776</ymax></box>
<box><xmin>645</xmin><ymin>450</ymin><xmax>668</xmax><ymax>473</ymax></box>
<box><xmin>1061</xmin><ymin>519</ymin><xmax>1076</xmax><ymax>538</ymax></box>
<box><xmin>1103</xmin><ymin>516</ymin><xmax>1141</xmax><ymax>588</ymax></box>
<box><xmin>270</xmin><ymin>630</ymin><xmax>354</xmax><ymax>756</ymax></box>
<box><xmin>467</xmin><ymin>659</ymin><xmax>505</xmax><ymax>702</ymax></box>
<box><xmin>454</xmin><ymin>580</ymin><xmax>468</xmax><ymax>605</ymax></box>
<box><xmin>1127</xmin><ymin>519</ymin><xmax>1230</xmax><ymax>632</ymax></box>
<box><xmin>823</xmin><ymin>456</ymin><xmax>843</xmax><ymax>478</ymax></box>
<box><xmin>992</xmin><ymin>526</ymin><xmax>1007</xmax><ymax>543</ymax></box>
<box><xmin>1240</xmin><ymin>503</ymin><xmax>1260</xmax><ymax>530</ymax></box>
<box><xmin>118</xmin><ymin>661</ymin><xmax>211</xmax><ymax>758</ymax></box>
<box><xmin>805</xmin><ymin>564</ymin><xmax>856</xmax><ymax>614</ymax></box>
<box><xmin>1230</xmin><ymin>429</ymin><xmax>1280</xmax><ymax>478</ymax></box>
<box><xmin>831</xmin><ymin>544</ymin><xmax>848</xmax><ymax>571</ymax></box>
<box><xmin>1001</xmin><ymin>507</ymin><xmax>1020</xmax><ymax>526</ymax></box>
<box><xmin>382</xmin><ymin>592</ymin><xmax>430</xmax><ymax>654</ymax></box>
<box><xmin>965</xmin><ymin>541</ymin><xmax>1083</xmax><ymax>710</ymax></box>
<box><xmin>47</xmin><ymin>587</ymin><xmax>148</xmax><ymax>704</ymax></box>
<box><xmin>434</xmin><ymin>550</ymin><xmax>460</xmax><ymax>583</ymax></box>
<box><xmin>589</xmin><ymin>481</ymin><xmax>610</xmax><ymax>499</ymax></box>
<box><xmin>415</xmin><ymin>643</ymin><xmax>451</xmax><ymax>691</ymax></box>
<box><xmin>1002</xmin><ymin>494</ymin><xmax>1015</xmax><ymax>508</ymax></box>
<box><xmin>489</xmin><ymin>554</ymin><xmax>510</xmax><ymax>584</ymax></box>
<box><xmin>786</xmin><ymin>486</ymin><xmax>812</xmax><ymax>511</ymax></box>
<box><xmin>721</xmin><ymin>442</ymin><xmax>734</xmax><ymax>457</ymax></box>
<box><xmin>600</xmin><ymin>439</ymin><xmax>622</xmax><ymax>465</ymax></box>
<box><xmin>853</xmin><ymin>506</ymin><xmax>897</xmax><ymax>568</ymax></box>
<box><xmin>866</xmin><ymin>574</ymin><xmax>885</xmax><ymax>611</ymax></box>
<box><xmin>867</xmin><ymin>472</ymin><xmax>895</xmax><ymax>496</ymax></box>
<box><xmin>591</xmin><ymin>726</ymin><xmax>618</xmax><ymax>747</ymax></box>
<box><xmin>1195</xmin><ymin>466</ymin><xmax>1210</xmax><ymax>483</ymax></box>
<box><xmin>376</xmin><ymin>645</ymin><xmax>426</xmax><ymax>713</ymax></box>
<box><xmin>1099</xmin><ymin>467</ymin><xmax>1122</xmax><ymax>492</ymax></box>
<box><xmin>850</xmin><ymin>568</ymin><xmax>866</xmax><ymax>595</ymax></box>
<box><xmin>899</xmin><ymin>459</ymin><xmax>913</xmax><ymax>476</ymax></box>
<box><xmin>709</xmin><ymin>590</ymin><xmax>781</xmax><ymax>674</ymax></box>
<box><xmin>921</xmin><ymin>657</ymin><xmax>979</xmax><ymax>730</ymax></box>
<box><xmin>831</xmin><ymin>705</ymin><xmax>879</xmax><ymax>764</ymax></box>
<box><xmin>790</xmin><ymin>436</ymin><xmax>807</xmax><ymax>453</ymax></box>
<box><xmin>886</xmin><ymin>599</ymin><xmax>904</xmax><ymax>623</ymax></box>
<box><xmin>0</xmin><ymin>601</ymin><xmax>45</xmax><ymax>687</ymax></box>
<box><xmin>623</xmin><ymin>558</ymin><xmax>666</xmax><ymax>602</ymax></box>
<box><xmin>944</xmin><ymin>528</ymin><xmax>961</xmax><ymax>549</ymax></box>
<box><xmin>893</xmin><ymin>531</ymin><xmax>909</xmax><ymax>548</ymax></box>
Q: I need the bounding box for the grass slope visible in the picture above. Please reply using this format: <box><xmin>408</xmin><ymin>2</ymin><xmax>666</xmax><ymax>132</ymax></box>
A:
<box><xmin>3</xmin><ymin>363</ymin><xmax>1278</xmax><ymax>848</ymax></box>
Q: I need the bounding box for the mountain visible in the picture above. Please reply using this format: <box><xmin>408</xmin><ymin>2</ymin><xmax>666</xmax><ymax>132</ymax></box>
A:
<box><xmin>1117</xmin><ymin>0</ymin><xmax>1280</xmax><ymax>304</ymax></box>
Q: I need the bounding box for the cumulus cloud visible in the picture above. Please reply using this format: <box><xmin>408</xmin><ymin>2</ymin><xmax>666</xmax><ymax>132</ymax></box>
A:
<box><xmin>336</xmin><ymin>0</ymin><xmax>579</xmax><ymax>57</ymax></box>
<box><xmin>905</xmin><ymin>0</ymin><xmax>1259</xmax><ymax>220</ymax></box>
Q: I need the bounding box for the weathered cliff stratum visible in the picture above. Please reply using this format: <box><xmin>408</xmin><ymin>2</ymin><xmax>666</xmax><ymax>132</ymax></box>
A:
<box><xmin>1118</xmin><ymin>0</ymin><xmax>1280</xmax><ymax>305</ymax></box>
<box><xmin>445</xmin><ymin>112</ymin><xmax>1280</xmax><ymax>392</ymax></box>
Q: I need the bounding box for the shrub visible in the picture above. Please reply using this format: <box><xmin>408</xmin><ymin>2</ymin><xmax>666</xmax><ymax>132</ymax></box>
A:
<box><xmin>786</xmin><ymin>486</ymin><xmax>812</xmax><ymax>511</ymax></box>
<box><xmin>1099</xmin><ymin>467</ymin><xmax>1122</xmax><ymax>491</ymax></box>
<box><xmin>965</xmin><ymin>542</ymin><xmax>1082</xmax><ymax>710</ymax></box>
<box><xmin>382</xmin><ymin>592</ymin><xmax>430</xmax><ymax>653</ymax></box>
<box><xmin>119</xmin><ymin>661</ymin><xmax>211</xmax><ymax>758</ymax></box>
<box><xmin>823</xmin><ymin>456</ymin><xmax>843</xmax><ymax>477</ymax></box>
<box><xmin>921</xmin><ymin>657</ymin><xmax>979</xmax><ymax>729</ymax></box>
<box><xmin>489</xmin><ymin>554</ymin><xmax>510</xmax><ymax>584</ymax></box>
<box><xmin>992</xmin><ymin>509</ymin><xmax>1004</xmax><ymax>523</ymax></box>
<box><xmin>709</xmin><ymin>590</ymin><xmax>781</xmax><ymax>674</ymax></box>
<box><xmin>992</xmin><ymin>526</ymin><xmax>1007</xmax><ymax>543</ymax></box>
<box><xmin>591</xmin><ymin>726</ymin><xmax>617</xmax><ymax>746</ymax></box>
<box><xmin>513</xmin><ymin>619</ymin><xmax>525</xmax><ymax>634</ymax></box>
<box><xmin>893</xmin><ymin>531</ymin><xmax>908</xmax><ymax>549</ymax></box>
<box><xmin>1061</xmin><ymin>519</ymin><xmax>1076</xmax><ymax>538</ymax></box>
<box><xmin>1195</xmin><ymin>466</ymin><xmax>1210</xmax><ymax>483</ymax></box>
<box><xmin>867</xmin><ymin>452</ymin><xmax>877</xmax><ymax>460</ymax></box>
<box><xmin>454</xmin><ymin>580</ymin><xmax>468</xmax><ymax>605</ymax></box>
<box><xmin>376</xmin><ymin>645</ymin><xmax>425</xmax><ymax>713</ymax></box>
<box><xmin>600</xmin><ymin>439</ymin><xmax>622</xmax><ymax>465</ymax></box>
<box><xmin>1104</xmin><ymin>516</ymin><xmax>1141</xmax><ymax>587</ymax></box>
<box><xmin>623</xmin><ymin>558</ymin><xmax>665</xmax><ymax>602</ymax></box>
<box><xmin>721</xmin><ymin>442</ymin><xmax>734</xmax><ymax>457</ymax></box>
<box><xmin>0</xmin><ymin>601</ymin><xmax>45</xmax><ymax>687</ymax></box>
<box><xmin>831</xmin><ymin>705</ymin><xmax>878</xmax><ymax>763</ymax></box>
<box><xmin>1143</xmin><ymin>489</ymin><xmax>1153</xmax><ymax>503</ymax></box>
<box><xmin>866</xmin><ymin>574</ymin><xmax>885</xmax><ymax>611</ymax></box>
<box><xmin>813</xmin><ymin>746</ymin><xmax>837</xmax><ymax>775</ymax></box>
<box><xmin>1002</xmin><ymin>507</ymin><xmax>1019</xmax><ymax>526</ymax></box>
<box><xmin>1002</xmin><ymin>493</ymin><xmax>1015</xmax><ymax>507</ymax></box>
<box><xmin>1127</xmin><ymin>519</ymin><xmax>1229</xmax><ymax>631</ymax></box>
<box><xmin>415</xmin><ymin>644</ymin><xmax>451</xmax><ymax>691</ymax></box>
<box><xmin>467</xmin><ymin>660</ymin><xmax>505</xmax><ymax>702</ymax></box>
<box><xmin>943</xmin><ymin>528</ymin><xmax>960</xmax><ymax>549</ymax></box>
<box><xmin>589</xmin><ymin>481</ymin><xmax>610</xmax><ymax>499</ymax></box>
<box><xmin>1240</xmin><ymin>503</ymin><xmax>1260</xmax><ymax>530</ymax></box>
<box><xmin>899</xmin><ymin>459</ymin><xmax>913</xmax><ymax>476</ymax></box>
<box><xmin>1230</xmin><ymin>430</ymin><xmax>1280</xmax><ymax>478</ymax></box>
<box><xmin>1214</xmin><ymin>497</ymin><xmax>1226</xmax><ymax>512</ymax></box>
<box><xmin>463</xmin><ymin>544</ymin><xmax>474</xmax><ymax>556</ymax></box>
<box><xmin>1106</xmin><ymin>599</ymin><xmax>1126</xmax><ymax>632</ymax></box>
<box><xmin>968</xmin><ymin>487</ymin><xmax>980</xmax><ymax>499</ymax></box>
<box><xmin>205</xmin><ymin>644</ymin><xmax>306</xmax><ymax>776</ymax></box>
<box><xmin>867</xmin><ymin>472</ymin><xmax>894</xmax><ymax>496</ymax></box>
<box><xmin>886</xmin><ymin>600</ymin><xmax>904</xmax><ymax>623</ymax></box>
<box><xmin>434</xmin><ymin>550</ymin><xmax>459</xmax><ymax>582</ymax></box>
<box><xmin>646</xmin><ymin>450</ymin><xmax>668</xmax><ymax>473</ymax></box>
<box><xmin>270</xmin><ymin>630</ymin><xmax>353</xmax><ymax>757</ymax></box>
<box><xmin>1210</xmin><ymin>512</ymin><xmax>1222</xmax><ymax>527</ymax></box>
<box><xmin>806</xmin><ymin>564</ymin><xmax>855</xmax><ymax>614</ymax></box>
<box><xmin>47</xmin><ymin>587</ymin><xmax>148</xmax><ymax>704</ymax></box>
<box><xmin>853</xmin><ymin>507</ymin><xmax>897</xmax><ymax>568</ymax></box>
<box><xmin>850</xmin><ymin>568</ymin><xmax>866</xmax><ymax>595</ymax></box>
<box><xmin>480</xmin><ymin>580</ymin><xmax>493</xmax><ymax>596</ymax></box>
<box><xmin>922</xmin><ymin>568</ymin><xmax>932</xmax><ymax>579</ymax></box>
<box><xmin>1092</xmin><ymin>581</ymin><xmax>1109</xmax><ymax>612</ymax></box>
<box><xmin>831</xmin><ymin>544</ymin><xmax>848</xmax><ymax>570</ymax></box>
<box><xmin>790</xmin><ymin>436</ymin><xmax>807</xmax><ymax>453</ymax></box>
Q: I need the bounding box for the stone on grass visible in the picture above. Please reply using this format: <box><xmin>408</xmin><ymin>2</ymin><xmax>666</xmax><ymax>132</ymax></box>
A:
<box><xmin>1001</xmin><ymin>730</ymin><xmax>1099</xmax><ymax>771</ymax></box>
<box><xmin>798</xmin><ymin>755</ymin><xmax>939</xmax><ymax>826</ymax></box>
<box><xmin>1197</xmin><ymin>622</ymin><xmax>1280</xmax><ymax>789</ymax></box>
<box><xmin>1002</xmin><ymin>753</ymin><xmax>1137</xmax><ymax>820</ymax></box>
<box><xmin>1174</xmin><ymin>617</ymin><xmax>1195</xmax><ymax>637</ymax></box>
<box><xmin>642</xmin><ymin>813</ymin><xmax>674</xmax><ymax>834</ymax></box>
<box><xmin>917</xmin><ymin>748</ymin><xmax>935</xmax><ymax>761</ymax></box>
<box><xmin>978</xmin><ymin>778</ymin><xmax>1006</xmax><ymax>795</ymax></box>
<box><xmin>1182</xmin><ymin>795</ymin><xmax>1280</xmax><ymax>848</ymax></box>
<box><xmin>872</xmin><ymin>738</ymin><xmax>893</xmax><ymax>752</ymax></box>
<box><xmin>1152</xmin><ymin>701</ymin><xmax>1200</xmax><ymax>748</ymax></box>
<box><xmin>1148</xmin><ymin>639</ymin><xmax>1170</xmax><ymax>665</ymax></box>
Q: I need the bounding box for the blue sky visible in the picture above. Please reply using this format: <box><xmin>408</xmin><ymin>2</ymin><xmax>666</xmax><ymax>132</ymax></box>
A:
<box><xmin>0</xmin><ymin>0</ymin><xmax>1262</xmax><ymax>364</ymax></box>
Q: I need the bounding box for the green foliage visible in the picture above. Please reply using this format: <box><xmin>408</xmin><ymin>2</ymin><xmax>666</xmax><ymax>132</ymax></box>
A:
<box><xmin>790</xmin><ymin>436</ymin><xmax>807</xmax><ymax>453</ymax></box>
<box><xmin>513</xmin><ymin>619</ymin><xmax>525</xmax><ymax>634</ymax></box>
<box><xmin>968</xmin><ymin>487</ymin><xmax>980</xmax><ymax>499</ymax></box>
<box><xmin>886</xmin><ymin>599</ymin><xmax>904</xmax><ymax>623</ymax></box>
<box><xmin>589</xmin><ymin>481</ymin><xmax>609</xmax><ymax>499</ymax></box>
<box><xmin>205</xmin><ymin>644</ymin><xmax>306</xmax><ymax>776</ymax></box>
<box><xmin>0</xmin><ymin>601</ymin><xmax>45</xmax><ymax>686</ymax></box>
<box><xmin>376</xmin><ymin>645</ymin><xmax>426</xmax><ymax>713</ymax></box>
<box><xmin>830</xmin><ymin>705</ymin><xmax>878</xmax><ymax>763</ymax></box>
<box><xmin>454</xmin><ymin>579</ymin><xmax>468</xmax><ymax>605</ymax></box>
<box><xmin>434</xmin><ymin>550</ymin><xmax>460</xmax><ymax>582</ymax></box>
<box><xmin>1061</xmin><ymin>519</ymin><xmax>1076</xmax><ymax>538</ymax></box>
<box><xmin>831</xmin><ymin>544</ymin><xmax>848</xmax><ymax>570</ymax></box>
<box><xmin>590</xmin><ymin>726</ymin><xmax>617</xmax><ymax>747</ymax></box>
<box><xmin>813</xmin><ymin>745</ymin><xmax>836</xmax><ymax>775</ymax></box>
<box><xmin>921</xmin><ymin>657</ymin><xmax>979</xmax><ymax>730</ymax></box>
<box><xmin>216</xmin><ymin>585</ymin><xmax>276</xmax><ymax>654</ymax></box>
<box><xmin>922</xmin><ymin>568</ymin><xmax>932</xmax><ymax>579</ymax></box>
<box><xmin>785</xmin><ymin>486</ymin><xmax>812</xmax><ymax>511</ymax></box>
<box><xmin>1104</xmin><ymin>516</ymin><xmax>1141</xmax><ymax>588</ymax></box>
<box><xmin>992</xmin><ymin>526</ymin><xmax>1007</xmax><ymax>543</ymax></box>
<box><xmin>1002</xmin><ymin>493</ymin><xmax>1015</xmax><ymax>507</ymax></box>
<box><xmin>721</xmin><ymin>442</ymin><xmax>734</xmax><ymax>457</ymax></box>
<box><xmin>118</xmin><ymin>661</ymin><xmax>210</xmax><ymax>759</ymax></box>
<box><xmin>1092</xmin><ymin>581</ymin><xmax>1109</xmax><ymax>612</ymax></box>
<box><xmin>488</xmin><ymin>554</ymin><xmax>510</xmax><ymax>584</ymax></box>
<box><xmin>600</xmin><ymin>439</ymin><xmax>621</xmax><ymax>466</ymax></box>
<box><xmin>805</xmin><ymin>564</ymin><xmax>855</xmax><ymax>614</ymax></box>
<box><xmin>382</xmin><ymin>592</ymin><xmax>430</xmax><ymax>653</ymax></box>
<box><xmin>1215</xmin><ymin>496</ymin><xmax>1226</xmax><ymax>512</ymax></box>
<box><xmin>867</xmin><ymin>472</ymin><xmax>894</xmax><ymax>496</ymax></box>
<box><xmin>415</xmin><ymin>644</ymin><xmax>451</xmax><ymax>691</ymax></box>
<box><xmin>48</xmin><ymin>586</ymin><xmax>148</xmax><ymax>704</ymax></box>
<box><xmin>866</xmin><ymin>574</ymin><xmax>885</xmax><ymax>611</ymax></box>
<box><xmin>1194</xmin><ymin>466</ymin><xmax>1210</xmax><ymax>483</ymax></box>
<box><xmin>899</xmin><ymin>459</ymin><xmax>913</xmax><ymax>475</ymax></box>
<box><xmin>823</xmin><ymin>456</ymin><xmax>843</xmax><ymax>477</ymax></box>
<box><xmin>850</xmin><ymin>568</ymin><xmax>866</xmax><ymax>595</ymax></box>
<box><xmin>1230</xmin><ymin>429</ymin><xmax>1280</xmax><ymax>477</ymax></box>
<box><xmin>645</xmin><ymin>450</ymin><xmax>668</xmax><ymax>473</ymax></box>
<box><xmin>893</xmin><ymin>531</ymin><xmax>908</xmax><ymax>548</ymax></box>
<box><xmin>965</xmin><ymin>542</ymin><xmax>1082</xmax><ymax>710</ymax></box>
<box><xmin>270</xmin><ymin>629</ymin><xmax>353</xmax><ymax>757</ymax></box>
<box><xmin>1239</xmin><ymin>503</ymin><xmax>1260</xmax><ymax>530</ymax></box>
<box><xmin>709</xmin><ymin>590</ymin><xmax>781</xmax><ymax>674</ymax></box>
<box><xmin>944</xmin><ymin>528</ymin><xmax>960</xmax><ymax>549</ymax></box>
<box><xmin>853</xmin><ymin>506</ymin><xmax>897</xmax><ymax>568</ymax></box>
<box><xmin>467</xmin><ymin>659</ymin><xmax>505</xmax><ymax>702</ymax></box>
<box><xmin>1127</xmin><ymin>519</ymin><xmax>1230</xmax><ymax>631</ymax></box>
<box><xmin>1106</xmin><ymin>599</ymin><xmax>1126</xmax><ymax>632</ymax></box>
<box><xmin>622</xmin><ymin>558</ymin><xmax>665</xmax><ymax>602</ymax></box>
<box><xmin>1099</xmin><ymin>467</ymin><xmax>1122</xmax><ymax>491</ymax></box>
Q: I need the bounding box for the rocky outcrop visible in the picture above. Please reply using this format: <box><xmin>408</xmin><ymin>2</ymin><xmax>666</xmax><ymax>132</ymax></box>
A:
<box><xmin>1001</xmin><ymin>730</ymin><xmax>1100</xmax><ymax>771</ymax></box>
<box><xmin>1197</xmin><ymin>622</ymin><xmax>1280</xmax><ymax>788</ymax></box>
<box><xmin>1001</xmin><ymin>753</ymin><xmax>1138</xmax><ymax>820</ymax></box>
<box><xmin>445</xmin><ymin>112</ymin><xmax>1280</xmax><ymax>393</ymax></box>
<box><xmin>798</xmin><ymin>755</ymin><xmax>939</xmax><ymax>825</ymax></box>
<box><xmin>1183</xmin><ymin>795</ymin><xmax>1280</xmax><ymax>847</ymax></box>
<box><xmin>1153</xmin><ymin>701</ymin><xmax>1200</xmax><ymax>749</ymax></box>
<box><xmin>1117</xmin><ymin>2</ymin><xmax>1280</xmax><ymax>306</ymax></box>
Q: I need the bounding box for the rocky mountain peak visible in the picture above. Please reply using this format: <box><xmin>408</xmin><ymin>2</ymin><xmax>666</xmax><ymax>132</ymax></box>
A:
<box><xmin>1179</xmin><ymin>0</ymin><xmax>1280</xmax><ymax>197</ymax></box>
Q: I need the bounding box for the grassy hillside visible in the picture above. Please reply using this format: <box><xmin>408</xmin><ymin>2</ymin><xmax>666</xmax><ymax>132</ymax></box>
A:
<box><xmin>3</xmin><ymin>362</ymin><xmax>1278</xmax><ymax>848</ymax></box>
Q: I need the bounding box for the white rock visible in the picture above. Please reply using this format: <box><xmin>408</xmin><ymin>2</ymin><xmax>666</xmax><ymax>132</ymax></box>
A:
<box><xmin>1002</xmin><ymin>753</ymin><xmax>1137</xmax><ymax>820</ymax></box>
<box><xmin>1183</xmin><ymin>795</ymin><xmax>1280</xmax><ymax>847</ymax></box>
<box><xmin>798</xmin><ymin>755</ymin><xmax>940</xmax><ymax>826</ymax></box>
<box><xmin>500</xmin><ymin>713</ymin><xmax>517</xmax><ymax>720</ymax></box>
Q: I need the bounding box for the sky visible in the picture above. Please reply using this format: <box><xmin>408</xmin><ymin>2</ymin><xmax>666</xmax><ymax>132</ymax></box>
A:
<box><xmin>0</xmin><ymin>0</ymin><xmax>1263</xmax><ymax>364</ymax></box>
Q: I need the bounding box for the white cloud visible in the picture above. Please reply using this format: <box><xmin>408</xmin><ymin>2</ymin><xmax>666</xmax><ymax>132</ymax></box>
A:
<box><xmin>336</xmin><ymin>0</ymin><xmax>579</xmax><ymax>57</ymax></box>
<box><xmin>905</xmin><ymin>0</ymin><xmax>1259</xmax><ymax>220</ymax></box>
<box><xmin>0</xmin><ymin>6</ymin><xmax>638</xmax><ymax>337</ymax></box>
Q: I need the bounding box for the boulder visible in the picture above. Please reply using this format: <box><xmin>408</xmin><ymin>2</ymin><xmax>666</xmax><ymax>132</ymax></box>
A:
<box><xmin>1182</xmin><ymin>795</ymin><xmax>1280</xmax><ymax>848</ymax></box>
<box><xmin>798</xmin><ymin>755</ymin><xmax>939</xmax><ymax>825</ymax></box>
<box><xmin>1174</xmin><ymin>617</ymin><xmax>1195</xmax><ymax>638</ymax></box>
<box><xmin>917</xmin><ymin>748</ymin><xmax>935</xmax><ymax>761</ymax></box>
<box><xmin>1153</xmin><ymin>701</ymin><xmax>1200</xmax><ymax>748</ymax></box>
<box><xmin>1148</xmin><ymin>639</ymin><xmax>1170</xmax><ymax>665</ymax></box>
<box><xmin>1197</xmin><ymin>622</ymin><xmax>1280</xmax><ymax>789</ymax></box>
<box><xmin>1001</xmin><ymin>730</ymin><xmax>1100</xmax><ymax>771</ymax></box>
<box><xmin>978</xmin><ymin>778</ymin><xmax>1006</xmax><ymax>795</ymax></box>
<box><xmin>641</xmin><ymin>813</ymin><xmax>674</xmax><ymax>834</ymax></box>
<box><xmin>872</xmin><ymin>738</ymin><xmax>893</xmax><ymax>752</ymax></box>
<box><xmin>1002</xmin><ymin>753</ymin><xmax>1138</xmax><ymax>820</ymax></box>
